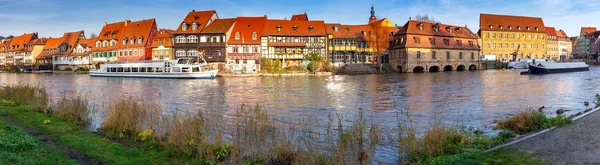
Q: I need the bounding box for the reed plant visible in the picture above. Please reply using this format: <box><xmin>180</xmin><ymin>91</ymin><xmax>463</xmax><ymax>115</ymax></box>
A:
<box><xmin>50</xmin><ymin>93</ymin><xmax>90</xmax><ymax>125</ymax></box>
<box><xmin>100</xmin><ymin>97</ymin><xmax>148</xmax><ymax>138</ymax></box>
<box><xmin>0</xmin><ymin>84</ymin><xmax>48</xmax><ymax>110</ymax></box>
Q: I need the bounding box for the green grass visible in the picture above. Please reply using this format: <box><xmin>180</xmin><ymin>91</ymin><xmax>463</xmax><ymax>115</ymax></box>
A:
<box><xmin>422</xmin><ymin>148</ymin><xmax>548</xmax><ymax>165</ymax></box>
<box><xmin>0</xmin><ymin>118</ymin><xmax>79</xmax><ymax>165</ymax></box>
<box><xmin>0</xmin><ymin>105</ymin><xmax>204</xmax><ymax>165</ymax></box>
<box><xmin>497</xmin><ymin>109</ymin><xmax>572</xmax><ymax>135</ymax></box>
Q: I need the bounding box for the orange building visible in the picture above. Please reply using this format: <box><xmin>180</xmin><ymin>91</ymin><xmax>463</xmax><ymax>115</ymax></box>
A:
<box><xmin>260</xmin><ymin>19</ymin><xmax>328</xmax><ymax>67</ymax></box>
<box><xmin>151</xmin><ymin>29</ymin><xmax>175</xmax><ymax>60</ymax></box>
<box><xmin>91</xmin><ymin>19</ymin><xmax>158</xmax><ymax>68</ymax></box>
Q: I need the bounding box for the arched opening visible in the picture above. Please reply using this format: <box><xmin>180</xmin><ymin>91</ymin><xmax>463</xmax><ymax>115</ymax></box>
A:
<box><xmin>413</xmin><ymin>66</ymin><xmax>425</xmax><ymax>73</ymax></box>
<box><xmin>469</xmin><ymin>65</ymin><xmax>477</xmax><ymax>71</ymax></box>
<box><xmin>443</xmin><ymin>65</ymin><xmax>453</xmax><ymax>72</ymax></box>
<box><xmin>397</xmin><ymin>65</ymin><xmax>403</xmax><ymax>72</ymax></box>
<box><xmin>429</xmin><ymin>66</ymin><xmax>440</xmax><ymax>72</ymax></box>
<box><xmin>456</xmin><ymin>65</ymin><xmax>466</xmax><ymax>71</ymax></box>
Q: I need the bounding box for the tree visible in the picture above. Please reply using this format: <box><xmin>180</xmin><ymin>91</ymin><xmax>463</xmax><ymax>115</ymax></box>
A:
<box><xmin>90</xmin><ymin>33</ymin><xmax>97</xmax><ymax>38</ymax></box>
<box><xmin>368</xmin><ymin>22</ymin><xmax>393</xmax><ymax>64</ymax></box>
<box><xmin>0</xmin><ymin>36</ymin><xmax>4</xmax><ymax>40</ymax></box>
<box><xmin>414</xmin><ymin>14</ymin><xmax>440</xmax><ymax>23</ymax></box>
<box><xmin>6</xmin><ymin>35</ymin><xmax>14</xmax><ymax>39</ymax></box>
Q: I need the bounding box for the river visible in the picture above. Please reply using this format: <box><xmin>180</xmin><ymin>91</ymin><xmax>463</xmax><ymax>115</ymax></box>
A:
<box><xmin>1</xmin><ymin>67</ymin><xmax>599</xmax><ymax>163</ymax></box>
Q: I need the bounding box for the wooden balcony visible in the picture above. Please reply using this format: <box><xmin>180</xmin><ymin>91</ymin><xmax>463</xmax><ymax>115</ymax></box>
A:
<box><xmin>198</xmin><ymin>42</ymin><xmax>226</xmax><ymax>48</ymax></box>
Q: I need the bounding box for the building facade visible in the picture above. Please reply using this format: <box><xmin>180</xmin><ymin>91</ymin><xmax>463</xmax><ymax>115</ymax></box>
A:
<box><xmin>227</xmin><ymin>16</ymin><xmax>267</xmax><ymax>73</ymax></box>
<box><xmin>325</xmin><ymin>6</ymin><xmax>398</xmax><ymax>64</ymax></box>
<box><xmin>92</xmin><ymin>21</ymin><xmax>125</xmax><ymax>68</ymax></box>
<box><xmin>0</xmin><ymin>39</ymin><xmax>11</xmax><ymax>69</ymax></box>
<box><xmin>7</xmin><ymin>33</ymin><xmax>38</xmax><ymax>71</ymax></box>
<box><xmin>151</xmin><ymin>29</ymin><xmax>175</xmax><ymax>61</ymax></box>
<box><xmin>30</xmin><ymin>38</ymin><xmax>47</xmax><ymax>68</ymax></box>
<box><xmin>173</xmin><ymin>10</ymin><xmax>218</xmax><ymax>61</ymax></box>
<box><xmin>260</xmin><ymin>19</ymin><xmax>327</xmax><ymax>68</ymax></box>
<box><xmin>37</xmin><ymin>37</ymin><xmax>63</xmax><ymax>70</ymax></box>
<box><xmin>479</xmin><ymin>14</ymin><xmax>547</xmax><ymax>62</ymax></box>
<box><xmin>199</xmin><ymin>18</ymin><xmax>236</xmax><ymax>69</ymax></box>
<box><xmin>389</xmin><ymin>20</ymin><xmax>480</xmax><ymax>73</ymax></box>
<box><xmin>574</xmin><ymin>27</ymin><xmax>596</xmax><ymax>57</ymax></box>
<box><xmin>545</xmin><ymin>27</ymin><xmax>559</xmax><ymax>61</ymax></box>
<box><xmin>50</xmin><ymin>31</ymin><xmax>86</xmax><ymax>71</ymax></box>
<box><xmin>67</xmin><ymin>38</ymin><xmax>95</xmax><ymax>70</ymax></box>
<box><xmin>91</xmin><ymin>19</ymin><xmax>157</xmax><ymax>69</ymax></box>
<box><xmin>557</xmin><ymin>29</ymin><xmax>572</xmax><ymax>61</ymax></box>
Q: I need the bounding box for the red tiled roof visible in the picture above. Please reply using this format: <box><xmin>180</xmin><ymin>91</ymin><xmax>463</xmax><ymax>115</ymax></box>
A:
<box><xmin>70</xmin><ymin>38</ymin><xmax>95</xmax><ymax>56</ymax></box>
<box><xmin>31</xmin><ymin>38</ymin><xmax>47</xmax><ymax>45</ymax></box>
<box><xmin>9</xmin><ymin>33</ymin><xmax>37</xmax><ymax>52</ymax></box>
<box><xmin>546</xmin><ymin>27</ymin><xmax>557</xmax><ymax>40</ymax></box>
<box><xmin>37</xmin><ymin>37</ymin><xmax>63</xmax><ymax>59</ymax></box>
<box><xmin>291</xmin><ymin>13</ymin><xmax>308</xmax><ymax>21</ymax></box>
<box><xmin>480</xmin><ymin>13</ymin><xmax>546</xmax><ymax>33</ymax></box>
<box><xmin>0</xmin><ymin>39</ymin><xmax>11</xmax><ymax>53</ymax></box>
<box><xmin>121</xmin><ymin>19</ymin><xmax>156</xmax><ymax>48</ymax></box>
<box><xmin>557</xmin><ymin>29</ymin><xmax>569</xmax><ymax>38</ymax></box>
<box><xmin>228</xmin><ymin>16</ymin><xmax>267</xmax><ymax>45</ymax></box>
<box><xmin>175</xmin><ymin>10</ymin><xmax>217</xmax><ymax>34</ymax></box>
<box><xmin>393</xmin><ymin>20</ymin><xmax>479</xmax><ymax>50</ymax></box>
<box><xmin>262</xmin><ymin>20</ymin><xmax>326</xmax><ymax>37</ymax></box>
<box><xmin>202</xmin><ymin>18</ymin><xmax>236</xmax><ymax>34</ymax></box>
<box><xmin>582</xmin><ymin>27</ymin><xmax>597</xmax><ymax>35</ymax></box>
<box><xmin>151</xmin><ymin>29</ymin><xmax>174</xmax><ymax>47</ymax></box>
<box><xmin>397</xmin><ymin>20</ymin><xmax>477</xmax><ymax>39</ymax></box>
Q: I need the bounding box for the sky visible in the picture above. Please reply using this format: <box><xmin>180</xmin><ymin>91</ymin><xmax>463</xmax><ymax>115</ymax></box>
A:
<box><xmin>0</xmin><ymin>0</ymin><xmax>599</xmax><ymax>38</ymax></box>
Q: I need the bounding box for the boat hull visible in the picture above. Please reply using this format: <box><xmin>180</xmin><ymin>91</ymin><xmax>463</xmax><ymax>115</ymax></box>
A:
<box><xmin>527</xmin><ymin>65</ymin><xmax>589</xmax><ymax>74</ymax></box>
<box><xmin>89</xmin><ymin>70</ymin><xmax>219</xmax><ymax>79</ymax></box>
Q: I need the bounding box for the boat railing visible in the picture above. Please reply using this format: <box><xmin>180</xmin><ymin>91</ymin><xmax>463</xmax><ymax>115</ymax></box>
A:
<box><xmin>105</xmin><ymin>60</ymin><xmax>169</xmax><ymax>64</ymax></box>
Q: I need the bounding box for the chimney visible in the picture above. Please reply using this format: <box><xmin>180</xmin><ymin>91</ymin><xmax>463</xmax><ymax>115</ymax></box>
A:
<box><xmin>409</xmin><ymin>17</ymin><xmax>411</xmax><ymax>20</ymax></box>
<box><xmin>192</xmin><ymin>9</ymin><xmax>195</xmax><ymax>12</ymax></box>
<box><xmin>125</xmin><ymin>20</ymin><xmax>129</xmax><ymax>26</ymax></box>
<box><xmin>104</xmin><ymin>22</ymin><xmax>107</xmax><ymax>27</ymax></box>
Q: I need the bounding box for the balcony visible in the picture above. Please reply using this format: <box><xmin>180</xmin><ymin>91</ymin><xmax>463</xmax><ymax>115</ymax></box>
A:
<box><xmin>227</xmin><ymin>53</ymin><xmax>260</xmax><ymax>60</ymax></box>
<box><xmin>198</xmin><ymin>42</ymin><xmax>226</xmax><ymax>48</ymax></box>
<box><xmin>54</xmin><ymin>60</ymin><xmax>91</xmax><ymax>65</ymax></box>
<box><xmin>205</xmin><ymin>55</ymin><xmax>226</xmax><ymax>62</ymax></box>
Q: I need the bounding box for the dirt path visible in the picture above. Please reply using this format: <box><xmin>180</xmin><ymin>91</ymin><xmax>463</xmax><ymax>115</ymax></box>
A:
<box><xmin>511</xmin><ymin>109</ymin><xmax>600</xmax><ymax>165</ymax></box>
<box><xmin>0</xmin><ymin>114</ymin><xmax>104</xmax><ymax>165</ymax></box>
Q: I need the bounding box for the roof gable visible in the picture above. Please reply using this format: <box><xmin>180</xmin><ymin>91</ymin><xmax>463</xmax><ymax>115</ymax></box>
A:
<box><xmin>120</xmin><ymin>19</ymin><xmax>156</xmax><ymax>48</ymax></box>
<box><xmin>582</xmin><ymin>27</ymin><xmax>597</xmax><ymax>35</ymax></box>
<box><xmin>262</xmin><ymin>20</ymin><xmax>326</xmax><ymax>37</ymax></box>
<box><xmin>228</xmin><ymin>16</ymin><xmax>267</xmax><ymax>45</ymax></box>
<box><xmin>397</xmin><ymin>20</ymin><xmax>477</xmax><ymax>39</ymax></box>
<box><xmin>291</xmin><ymin>13</ymin><xmax>308</xmax><ymax>21</ymax></box>
<box><xmin>545</xmin><ymin>27</ymin><xmax>557</xmax><ymax>36</ymax></box>
<box><xmin>175</xmin><ymin>10</ymin><xmax>217</xmax><ymax>34</ymax></box>
<box><xmin>202</xmin><ymin>18</ymin><xmax>236</xmax><ymax>34</ymax></box>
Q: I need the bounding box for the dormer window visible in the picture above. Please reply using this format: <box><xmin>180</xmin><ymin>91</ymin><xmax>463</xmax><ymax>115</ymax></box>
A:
<box><xmin>96</xmin><ymin>41</ymin><xmax>101</xmax><ymax>48</ymax></box>
<box><xmin>361</xmin><ymin>31</ymin><xmax>366</xmax><ymax>35</ymax></box>
<box><xmin>292</xmin><ymin>26</ymin><xmax>298</xmax><ymax>32</ymax></box>
<box><xmin>489</xmin><ymin>25</ymin><xmax>493</xmax><ymax>29</ymax></box>
<box><xmin>252</xmin><ymin>32</ymin><xmax>257</xmax><ymax>40</ymax></box>
<box><xmin>455</xmin><ymin>27</ymin><xmax>462</xmax><ymax>33</ymax></box>
<box><xmin>138</xmin><ymin>37</ymin><xmax>143</xmax><ymax>44</ymax></box>
<box><xmin>499</xmin><ymin>26</ymin><xmax>503</xmax><ymax>29</ymax></box>
<box><xmin>446</xmin><ymin>27</ymin><xmax>452</xmax><ymax>34</ymax></box>
<box><xmin>508</xmin><ymin>26</ymin><xmax>512</xmax><ymax>30</ymax></box>
<box><xmin>235</xmin><ymin>32</ymin><xmax>240</xmax><ymax>40</ymax></box>
<box><xmin>333</xmin><ymin>26</ymin><xmax>339</xmax><ymax>32</ymax></box>
<box><xmin>433</xmin><ymin>25</ymin><xmax>439</xmax><ymax>32</ymax></box>
<box><xmin>192</xmin><ymin>23</ymin><xmax>198</xmax><ymax>30</ymax></box>
<box><xmin>182</xmin><ymin>23</ymin><xmax>188</xmax><ymax>31</ymax></box>
<box><xmin>309</xmin><ymin>26</ymin><xmax>314</xmax><ymax>32</ymax></box>
<box><xmin>526</xmin><ymin>27</ymin><xmax>530</xmax><ymax>30</ymax></box>
<box><xmin>277</xmin><ymin>25</ymin><xmax>282</xmax><ymax>32</ymax></box>
<box><xmin>110</xmin><ymin>40</ymin><xmax>116</xmax><ymax>47</ymax></box>
<box><xmin>417</xmin><ymin>24</ymin><xmax>424</xmax><ymax>31</ymax></box>
<box><xmin>130</xmin><ymin>37</ymin><xmax>135</xmax><ymax>44</ymax></box>
<box><xmin>122</xmin><ymin>38</ymin><xmax>127</xmax><ymax>45</ymax></box>
<box><xmin>535</xmin><ymin>27</ymin><xmax>539</xmax><ymax>31</ymax></box>
<box><xmin>517</xmin><ymin>26</ymin><xmax>521</xmax><ymax>30</ymax></box>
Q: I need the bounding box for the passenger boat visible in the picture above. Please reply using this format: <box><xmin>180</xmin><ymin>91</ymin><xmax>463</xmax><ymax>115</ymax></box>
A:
<box><xmin>507</xmin><ymin>58</ymin><xmax>552</xmax><ymax>69</ymax></box>
<box><xmin>90</xmin><ymin>58</ymin><xmax>218</xmax><ymax>79</ymax></box>
<box><xmin>522</xmin><ymin>62</ymin><xmax>589</xmax><ymax>75</ymax></box>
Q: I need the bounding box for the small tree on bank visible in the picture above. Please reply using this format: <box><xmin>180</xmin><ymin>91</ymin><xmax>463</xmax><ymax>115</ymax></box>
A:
<box><xmin>368</xmin><ymin>22</ymin><xmax>393</xmax><ymax>64</ymax></box>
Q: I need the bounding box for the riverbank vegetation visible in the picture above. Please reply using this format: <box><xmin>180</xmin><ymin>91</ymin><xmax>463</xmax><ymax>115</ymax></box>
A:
<box><xmin>496</xmin><ymin>109</ymin><xmax>572</xmax><ymax>134</ymax></box>
<box><xmin>0</xmin><ymin>84</ymin><xmax>568</xmax><ymax>164</ymax></box>
<box><xmin>259</xmin><ymin>53</ymin><xmax>333</xmax><ymax>74</ymax></box>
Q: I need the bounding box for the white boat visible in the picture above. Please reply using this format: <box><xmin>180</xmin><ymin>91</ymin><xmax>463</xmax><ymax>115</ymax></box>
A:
<box><xmin>507</xmin><ymin>59</ymin><xmax>552</xmax><ymax>69</ymax></box>
<box><xmin>90</xmin><ymin>58</ymin><xmax>218</xmax><ymax>79</ymax></box>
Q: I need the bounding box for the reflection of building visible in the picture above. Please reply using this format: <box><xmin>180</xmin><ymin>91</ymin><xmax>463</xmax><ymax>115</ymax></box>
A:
<box><xmin>227</xmin><ymin>16</ymin><xmax>267</xmax><ymax>72</ymax></box>
<box><xmin>557</xmin><ymin>29</ymin><xmax>572</xmax><ymax>61</ymax></box>
<box><xmin>479</xmin><ymin>14</ymin><xmax>547</xmax><ymax>61</ymax></box>
<box><xmin>575</xmin><ymin>27</ymin><xmax>596</xmax><ymax>56</ymax></box>
<box><xmin>325</xmin><ymin>6</ymin><xmax>397</xmax><ymax>64</ymax></box>
<box><xmin>151</xmin><ymin>29</ymin><xmax>175</xmax><ymax>61</ymax></box>
<box><xmin>389</xmin><ymin>20</ymin><xmax>480</xmax><ymax>73</ymax></box>
<box><xmin>545</xmin><ymin>27</ymin><xmax>559</xmax><ymax>61</ymax></box>
<box><xmin>260</xmin><ymin>19</ymin><xmax>327</xmax><ymax>67</ymax></box>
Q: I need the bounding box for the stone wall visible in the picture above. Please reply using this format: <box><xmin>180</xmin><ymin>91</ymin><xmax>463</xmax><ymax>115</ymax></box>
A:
<box><xmin>390</xmin><ymin>48</ymin><xmax>481</xmax><ymax>73</ymax></box>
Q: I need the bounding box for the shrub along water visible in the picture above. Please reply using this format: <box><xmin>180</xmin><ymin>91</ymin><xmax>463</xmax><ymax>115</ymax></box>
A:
<box><xmin>0</xmin><ymin>84</ymin><xmax>48</xmax><ymax>110</ymax></box>
<box><xmin>50</xmin><ymin>93</ymin><xmax>91</xmax><ymax>125</ymax></box>
<box><xmin>496</xmin><ymin>108</ymin><xmax>572</xmax><ymax>135</ymax></box>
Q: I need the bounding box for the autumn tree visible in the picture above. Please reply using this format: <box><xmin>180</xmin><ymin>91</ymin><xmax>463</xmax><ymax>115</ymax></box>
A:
<box><xmin>90</xmin><ymin>33</ymin><xmax>97</xmax><ymax>38</ymax></box>
<box><xmin>368</xmin><ymin>22</ymin><xmax>393</xmax><ymax>64</ymax></box>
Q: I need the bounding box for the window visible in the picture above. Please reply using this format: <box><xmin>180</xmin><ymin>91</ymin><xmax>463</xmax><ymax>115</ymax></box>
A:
<box><xmin>505</xmin><ymin>44</ymin><xmax>508</xmax><ymax>48</ymax></box>
<box><xmin>430</xmin><ymin>38</ymin><xmax>435</xmax><ymax>45</ymax></box>
<box><xmin>499</xmin><ymin>33</ymin><xmax>502</xmax><ymax>38</ymax></box>
<box><xmin>446</xmin><ymin>52</ymin><xmax>450</xmax><ymax>59</ymax></box>
<box><xmin>233</xmin><ymin>47</ymin><xmax>238</xmax><ymax>53</ymax></box>
<box><xmin>414</xmin><ymin>37</ymin><xmax>420</xmax><ymax>44</ymax></box>
<box><xmin>443</xmin><ymin>39</ymin><xmax>449</xmax><ymax>46</ymax></box>
<box><xmin>243</xmin><ymin>47</ymin><xmax>249</xmax><ymax>53</ymax></box>
<box><xmin>103</xmin><ymin>41</ymin><xmax>108</xmax><ymax>47</ymax></box>
<box><xmin>134</xmin><ymin>50</ymin><xmax>138</xmax><ymax>56</ymax></box>
<box><xmin>182</xmin><ymin>23</ymin><xmax>188</xmax><ymax>31</ymax></box>
<box><xmin>517</xmin><ymin>26</ymin><xmax>521</xmax><ymax>30</ymax></box>
<box><xmin>192</xmin><ymin>23</ymin><xmax>198</xmax><ymax>30</ymax></box>
<box><xmin>468</xmin><ymin>41</ymin><xmax>473</xmax><ymax>47</ymax></box>
<box><xmin>253</xmin><ymin>47</ymin><xmax>258</xmax><ymax>53</ymax></box>
<box><xmin>292</xmin><ymin>26</ymin><xmax>298</xmax><ymax>32</ymax></box>
<box><xmin>541</xmin><ymin>44</ymin><xmax>544</xmax><ymax>48</ymax></box>
<box><xmin>457</xmin><ymin>40</ymin><xmax>462</xmax><ymax>46</ymax></box>
<box><xmin>123</xmin><ymin>38</ymin><xmax>127</xmax><ymax>45</ymax></box>
<box><xmin>187</xmin><ymin>35</ymin><xmax>198</xmax><ymax>43</ymax></box>
<box><xmin>110</xmin><ymin>40</ymin><xmax>116</xmax><ymax>47</ymax></box>
<box><xmin>459</xmin><ymin>52</ymin><xmax>463</xmax><ymax>59</ymax></box>
<box><xmin>499</xmin><ymin>44</ymin><xmax>502</xmax><ymax>48</ymax></box>
<box><xmin>416</xmin><ymin>51</ymin><xmax>421</xmax><ymax>59</ymax></box>
<box><xmin>130</xmin><ymin>38</ymin><xmax>135</xmax><ymax>45</ymax></box>
<box><xmin>486</xmin><ymin>43</ymin><xmax>490</xmax><ymax>48</ymax></box>
<box><xmin>505</xmin><ymin>34</ymin><xmax>508</xmax><ymax>38</ymax></box>
<box><xmin>187</xmin><ymin>49</ymin><xmax>198</xmax><ymax>56</ymax></box>
<box><xmin>511</xmin><ymin>34</ymin><xmax>515</xmax><ymax>38</ymax></box>
<box><xmin>138</xmin><ymin>37</ymin><xmax>143</xmax><ymax>44</ymax></box>
<box><xmin>252</xmin><ymin>32</ymin><xmax>257</xmax><ymax>40</ymax></box>
<box><xmin>486</xmin><ymin>33</ymin><xmax>490</xmax><ymax>38</ymax></box>
<box><xmin>176</xmin><ymin>50</ymin><xmax>185</xmax><ymax>57</ymax></box>
<box><xmin>96</xmin><ymin>41</ymin><xmax>101</xmax><ymax>48</ymax></box>
<box><xmin>493</xmin><ymin>43</ymin><xmax>496</xmax><ymax>49</ymax></box>
<box><xmin>492</xmin><ymin>33</ymin><xmax>496</xmax><ymax>38</ymax></box>
<box><xmin>235</xmin><ymin>32</ymin><xmax>240</xmax><ymax>40</ymax></box>
<box><xmin>432</xmin><ymin>51</ymin><xmax>436</xmax><ymax>59</ymax></box>
<box><xmin>471</xmin><ymin>52</ymin><xmax>474</xmax><ymax>59</ymax></box>
<box><xmin>277</xmin><ymin>26</ymin><xmax>282</xmax><ymax>32</ymax></box>
<box><xmin>129</xmin><ymin>50</ymin><xmax>132</xmax><ymax>56</ymax></box>
<box><xmin>176</xmin><ymin>36</ymin><xmax>186</xmax><ymax>43</ymax></box>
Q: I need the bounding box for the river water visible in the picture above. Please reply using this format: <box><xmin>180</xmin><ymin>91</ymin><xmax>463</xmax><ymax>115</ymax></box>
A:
<box><xmin>1</xmin><ymin>67</ymin><xmax>599</xmax><ymax>163</ymax></box>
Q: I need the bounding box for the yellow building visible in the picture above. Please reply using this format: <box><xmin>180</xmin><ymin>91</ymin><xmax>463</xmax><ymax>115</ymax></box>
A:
<box><xmin>545</xmin><ymin>27</ymin><xmax>559</xmax><ymax>61</ymax></box>
<box><xmin>30</xmin><ymin>38</ymin><xmax>47</xmax><ymax>66</ymax></box>
<box><xmin>151</xmin><ymin>29</ymin><xmax>174</xmax><ymax>60</ymax></box>
<box><xmin>479</xmin><ymin>14</ymin><xmax>548</xmax><ymax>61</ymax></box>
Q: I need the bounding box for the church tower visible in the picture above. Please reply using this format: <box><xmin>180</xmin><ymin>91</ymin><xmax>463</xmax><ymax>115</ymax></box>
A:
<box><xmin>369</xmin><ymin>5</ymin><xmax>377</xmax><ymax>24</ymax></box>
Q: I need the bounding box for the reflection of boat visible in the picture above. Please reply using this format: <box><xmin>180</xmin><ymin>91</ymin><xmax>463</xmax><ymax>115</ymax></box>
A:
<box><xmin>507</xmin><ymin>59</ymin><xmax>552</xmax><ymax>69</ymax></box>
<box><xmin>522</xmin><ymin>62</ymin><xmax>589</xmax><ymax>75</ymax></box>
<box><xmin>90</xmin><ymin>58</ymin><xmax>218</xmax><ymax>79</ymax></box>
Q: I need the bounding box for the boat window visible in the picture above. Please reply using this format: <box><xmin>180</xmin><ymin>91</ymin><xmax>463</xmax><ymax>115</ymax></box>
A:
<box><xmin>132</xmin><ymin>68</ymin><xmax>138</xmax><ymax>72</ymax></box>
<box><xmin>193</xmin><ymin>67</ymin><xmax>199</xmax><ymax>72</ymax></box>
<box><xmin>125</xmin><ymin>67</ymin><xmax>131</xmax><ymax>72</ymax></box>
<box><xmin>182</xmin><ymin>67</ymin><xmax>189</xmax><ymax>73</ymax></box>
<box><xmin>156</xmin><ymin>67</ymin><xmax>163</xmax><ymax>72</ymax></box>
<box><xmin>111</xmin><ymin>68</ymin><xmax>116</xmax><ymax>72</ymax></box>
<box><xmin>140</xmin><ymin>67</ymin><xmax>146</xmax><ymax>72</ymax></box>
<box><xmin>106</xmin><ymin>68</ymin><xmax>110</xmax><ymax>72</ymax></box>
<box><xmin>117</xmin><ymin>68</ymin><xmax>123</xmax><ymax>72</ymax></box>
<box><xmin>147</xmin><ymin>67</ymin><xmax>153</xmax><ymax>72</ymax></box>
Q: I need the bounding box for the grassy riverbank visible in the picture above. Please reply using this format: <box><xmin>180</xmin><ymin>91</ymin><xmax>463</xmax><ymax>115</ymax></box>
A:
<box><xmin>0</xmin><ymin>84</ymin><xmax>570</xmax><ymax>164</ymax></box>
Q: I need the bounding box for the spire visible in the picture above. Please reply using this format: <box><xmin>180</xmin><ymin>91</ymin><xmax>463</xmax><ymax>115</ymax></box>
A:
<box><xmin>369</xmin><ymin>3</ymin><xmax>377</xmax><ymax>23</ymax></box>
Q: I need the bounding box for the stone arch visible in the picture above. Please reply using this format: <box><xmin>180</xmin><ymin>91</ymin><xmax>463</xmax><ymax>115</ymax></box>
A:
<box><xmin>397</xmin><ymin>65</ymin><xmax>403</xmax><ymax>72</ymax></box>
<box><xmin>413</xmin><ymin>66</ymin><xmax>425</xmax><ymax>73</ymax></box>
<box><xmin>456</xmin><ymin>65</ymin><xmax>466</xmax><ymax>71</ymax></box>
<box><xmin>429</xmin><ymin>66</ymin><xmax>440</xmax><ymax>72</ymax></box>
<box><xmin>443</xmin><ymin>65</ymin><xmax>453</xmax><ymax>71</ymax></box>
<box><xmin>469</xmin><ymin>65</ymin><xmax>477</xmax><ymax>71</ymax></box>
